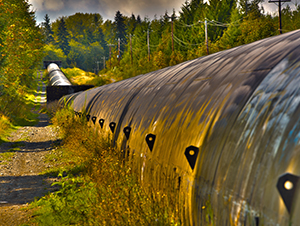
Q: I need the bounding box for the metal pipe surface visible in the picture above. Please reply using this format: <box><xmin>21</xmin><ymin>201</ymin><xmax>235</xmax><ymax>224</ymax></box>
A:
<box><xmin>61</xmin><ymin>30</ymin><xmax>300</xmax><ymax>225</ymax></box>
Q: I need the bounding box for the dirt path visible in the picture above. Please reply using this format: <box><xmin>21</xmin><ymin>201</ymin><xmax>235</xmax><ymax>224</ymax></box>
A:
<box><xmin>0</xmin><ymin>71</ymin><xmax>60</xmax><ymax>225</ymax></box>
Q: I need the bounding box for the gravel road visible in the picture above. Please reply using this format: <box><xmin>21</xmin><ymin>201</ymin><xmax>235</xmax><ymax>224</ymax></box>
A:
<box><xmin>0</xmin><ymin>72</ymin><xmax>60</xmax><ymax>225</ymax></box>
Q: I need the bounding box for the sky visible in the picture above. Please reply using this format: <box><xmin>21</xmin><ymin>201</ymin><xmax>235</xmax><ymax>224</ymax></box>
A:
<box><xmin>29</xmin><ymin>0</ymin><xmax>184</xmax><ymax>24</ymax></box>
<box><xmin>28</xmin><ymin>0</ymin><xmax>297</xmax><ymax>25</ymax></box>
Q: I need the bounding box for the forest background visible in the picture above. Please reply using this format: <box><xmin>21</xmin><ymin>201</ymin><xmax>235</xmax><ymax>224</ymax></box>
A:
<box><xmin>1</xmin><ymin>0</ymin><xmax>300</xmax><ymax>124</ymax></box>
<box><xmin>42</xmin><ymin>0</ymin><xmax>300</xmax><ymax>81</ymax></box>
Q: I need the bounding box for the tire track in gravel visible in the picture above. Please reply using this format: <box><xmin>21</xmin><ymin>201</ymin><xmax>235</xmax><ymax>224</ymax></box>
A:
<box><xmin>0</xmin><ymin>71</ymin><xmax>61</xmax><ymax>225</ymax></box>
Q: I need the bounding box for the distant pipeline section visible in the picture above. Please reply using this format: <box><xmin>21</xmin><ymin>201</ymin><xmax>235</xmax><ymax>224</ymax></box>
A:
<box><xmin>59</xmin><ymin>30</ymin><xmax>300</xmax><ymax>225</ymax></box>
<box><xmin>45</xmin><ymin>61</ymin><xmax>94</xmax><ymax>103</ymax></box>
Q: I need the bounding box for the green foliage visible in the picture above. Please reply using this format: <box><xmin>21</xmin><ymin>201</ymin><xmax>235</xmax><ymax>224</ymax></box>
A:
<box><xmin>0</xmin><ymin>151</ymin><xmax>15</xmax><ymax>164</ymax></box>
<box><xmin>41</xmin><ymin>0</ymin><xmax>300</xmax><ymax>82</ymax></box>
<box><xmin>238</xmin><ymin>13</ymin><xmax>276</xmax><ymax>45</ymax></box>
<box><xmin>43</xmin><ymin>44</ymin><xmax>67</xmax><ymax>67</ymax></box>
<box><xmin>90</xmin><ymin>75</ymin><xmax>111</xmax><ymax>87</ymax></box>
<box><xmin>33</xmin><ymin>176</ymin><xmax>97</xmax><ymax>226</ymax></box>
<box><xmin>0</xmin><ymin>115</ymin><xmax>12</xmax><ymax>143</ymax></box>
<box><xmin>0</xmin><ymin>0</ymin><xmax>44</xmax><ymax>124</ymax></box>
<box><xmin>45</xmin><ymin>13</ymin><xmax>106</xmax><ymax>72</ymax></box>
<box><xmin>114</xmin><ymin>10</ymin><xmax>127</xmax><ymax>47</ymax></box>
<box><xmin>41</xmin><ymin>14</ymin><xmax>54</xmax><ymax>44</ymax></box>
<box><xmin>57</xmin><ymin>18</ymin><xmax>70</xmax><ymax>55</ymax></box>
<box><xmin>205</xmin><ymin>0</ymin><xmax>235</xmax><ymax>41</ymax></box>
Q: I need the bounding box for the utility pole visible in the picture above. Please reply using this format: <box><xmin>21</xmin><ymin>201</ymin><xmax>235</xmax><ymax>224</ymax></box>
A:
<box><xmin>205</xmin><ymin>19</ymin><xmax>209</xmax><ymax>55</ymax></box>
<box><xmin>269</xmin><ymin>0</ymin><xmax>290</xmax><ymax>34</ymax></box>
<box><xmin>118</xmin><ymin>38</ymin><xmax>120</xmax><ymax>64</ymax></box>
<box><xmin>107</xmin><ymin>43</ymin><xmax>114</xmax><ymax>68</ymax></box>
<box><xmin>130</xmin><ymin>34</ymin><xmax>133</xmax><ymax>65</ymax></box>
<box><xmin>101</xmin><ymin>56</ymin><xmax>106</xmax><ymax>69</ymax></box>
<box><xmin>147</xmin><ymin>30</ymin><xmax>150</xmax><ymax>62</ymax></box>
<box><xmin>171</xmin><ymin>18</ymin><xmax>174</xmax><ymax>53</ymax></box>
<box><xmin>95</xmin><ymin>60</ymin><xmax>100</xmax><ymax>74</ymax></box>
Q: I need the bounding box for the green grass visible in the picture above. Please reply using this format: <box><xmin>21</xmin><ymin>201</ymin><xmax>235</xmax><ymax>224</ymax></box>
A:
<box><xmin>0</xmin><ymin>115</ymin><xmax>12</xmax><ymax>144</ymax></box>
<box><xmin>0</xmin><ymin>71</ymin><xmax>45</xmax><ymax>140</ymax></box>
<box><xmin>28</xmin><ymin>107</ymin><xmax>181</xmax><ymax>225</ymax></box>
<box><xmin>0</xmin><ymin>151</ymin><xmax>16</xmax><ymax>164</ymax></box>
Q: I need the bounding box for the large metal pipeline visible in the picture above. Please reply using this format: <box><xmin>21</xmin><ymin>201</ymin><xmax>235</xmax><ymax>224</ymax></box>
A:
<box><xmin>47</xmin><ymin>63</ymin><xmax>72</xmax><ymax>86</ymax></box>
<box><xmin>60</xmin><ymin>30</ymin><xmax>300</xmax><ymax>225</ymax></box>
<box><xmin>46</xmin><ymin>63</ymin><xmax>93</xmax><ymax>103</ymax></box>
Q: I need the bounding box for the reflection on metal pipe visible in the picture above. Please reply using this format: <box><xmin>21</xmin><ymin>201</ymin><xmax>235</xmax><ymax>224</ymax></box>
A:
<box><xmin>47</xmin><ymin>63</ymin><xmax>72</xmax><ymax>86</ymax></box>
<box><xmin>60</xmin><ymin>30</ymin><xmax>300</xmax><ymax>225</ymax></box>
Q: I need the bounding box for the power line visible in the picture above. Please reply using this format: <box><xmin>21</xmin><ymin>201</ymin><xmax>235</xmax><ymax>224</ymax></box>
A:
<box><xmin>173</xmin><ymin>34</ymin><xmax>202</xmax><ymax>46</ymax></box>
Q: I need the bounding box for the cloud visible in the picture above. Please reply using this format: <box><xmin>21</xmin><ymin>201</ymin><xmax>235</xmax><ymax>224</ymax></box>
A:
<box><xmin>101</xmin><ymin>0</ymin><xmax>181</xmax><ymax>18</ymax></box>
<box><xmin>29</xmin><ymin>0</ymin><xmax>183</xmax><ymax>23</ymax></box>
<box><xmin>43</xmin><ymin>0</ymin><xmax>65</xmax><ymax>11</ymax></box>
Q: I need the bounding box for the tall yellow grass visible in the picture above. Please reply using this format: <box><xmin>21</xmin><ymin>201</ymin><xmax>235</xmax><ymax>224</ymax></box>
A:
<box><xmin>33</xmin><ymin>106</ymin><xmax>182</xmax><ymax>225</ymax></box>
<box><xmin>0</xmin><ymin>115</ymin><xmax>11</xmax><ymax>138</ymax></box>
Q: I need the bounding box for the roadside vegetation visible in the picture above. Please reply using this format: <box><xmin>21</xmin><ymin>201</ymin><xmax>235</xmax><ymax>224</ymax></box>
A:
<box><xmin>0</xmin><ymin>0</ymin><xmax>44</xmax><ymax>140</ymax></box>
<box><xmin>61</xmin><ymin>67</ymin><xmax>111</xmax><ymax>87</ymax></box>
<box><xmin>28</xmin><ymin>106</ymin><xmax>181</xmax><ymax>225</ymax></box>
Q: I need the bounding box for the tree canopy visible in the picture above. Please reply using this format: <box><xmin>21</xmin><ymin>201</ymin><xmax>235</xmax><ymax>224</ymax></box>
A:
<box><xmin>0</xmin><ymin>0</ymin><xmax>44</xmax><ymax>116</ymax></box>
<box><xmin>40</xmin><ymin>1</ymin><xmax>300</xmax><ymax>78</ymax></box>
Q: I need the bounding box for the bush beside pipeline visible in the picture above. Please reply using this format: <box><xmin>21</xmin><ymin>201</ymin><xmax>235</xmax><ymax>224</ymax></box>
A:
<box><xmin>60</xmin><ymin>30</ymin><xmax>300</xmax><ymax>225</ymax></box>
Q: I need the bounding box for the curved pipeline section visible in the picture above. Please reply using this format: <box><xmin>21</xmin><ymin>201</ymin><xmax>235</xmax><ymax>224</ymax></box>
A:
<box><xmin>47</xmin><ymin>63</ymin><xmax>72</xmax><ymax>86</ymax></box>
<box><xmin>46</xmin><ymin>63</ymin><xmax>93</xmax><ymax>103</ymax></box>
<box><xmin>61</xmin><ymin>30</ymin><xmax>300</xmax><ymax>225</ymax></box>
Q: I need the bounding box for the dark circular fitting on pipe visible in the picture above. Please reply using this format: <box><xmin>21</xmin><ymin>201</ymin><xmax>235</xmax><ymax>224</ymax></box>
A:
<box><xmin>91</xmin><ymin>116</ymin><xmax>97</xmax><ymax>124</ymax></box>
<box><xmin>123</xmin><ymin>126</ymin><xmax>131</xmax><ymax>140</ymax></box>
<box><xmin>185</xmin><ymin>146</ymin><xmax>199</xmax><ymax>170</ymax></box>
<box><xmin>276</xmin><ymin>173</ymin><xmax>300</xmax><ymax>214</ymax></box>
<box><xmin>145</xmin><ymin>133</ymin><xmax>156</xmax><ymax>152</ymax></box>
<box><xmin>99</xmin><ymin>119</ymin><xmax>104</xmax><ymax>128</ymax></box>
<box><xmin>109</xmin><ymin>122</ymin><xmax>116</xmax><ymax>133</ymax></box>
<box><xmin>86</xmin><ymin>114</ymin><xmax>90</xmax><ymax>121</ymax></box>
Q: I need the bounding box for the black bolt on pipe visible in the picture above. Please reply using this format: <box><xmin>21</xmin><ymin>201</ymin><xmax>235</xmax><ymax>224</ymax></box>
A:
<box><xmin>109</xmin><ymin>122</ymin><xmax>116</xmax><ymax>133</ymax></box>
<box><xmin>123</xmin><ymin>126</ymin><xmax>131</xmax><ymax>140</ymax></box>
<box><xmin>78</xmin><ymin>112</ymin><xmax>82</xmax><ymax>117</ymax></box>
<box><xmin>99</xmin><ymin>119</ymin><xmax>104</xmax><ymax>128</ymax></box>
<box><xmin>276</xmin><ymin>173</ymin><xmax>300</xmax><ymax>214</ymax></box>
<box><xmin>145</xmin><ymin>134</ymin><xmax>156</xmax><ymax>152</ymax></box>
<box><xmin>91</xmin><ymin>116</ymin><xmax>97</xmax><ymax>124</ymax></box>
<box><xmin>86</xmin><ymin>114</ymin><xmax>90</xmax><ymax>121</ymax></box>
<box><xmin>185</xmin><ymin>146</ymin><xmax>199</xmax><ymax>170</ymax></box>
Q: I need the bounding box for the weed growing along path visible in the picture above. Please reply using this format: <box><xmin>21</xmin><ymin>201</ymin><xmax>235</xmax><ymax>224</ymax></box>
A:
<box><xmin>0</xmin><ymin>71</ymin><xmax>60</xmax><ymax>225</ymax></box>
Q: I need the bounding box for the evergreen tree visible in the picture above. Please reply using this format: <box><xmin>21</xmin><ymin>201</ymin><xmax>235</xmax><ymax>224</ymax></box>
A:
<box><xmin>205</xmin><ymin>0</ymin><xmax>236</xmax><ymax>41</ymax></box>
<box><xmin>137</xmin><ymin>15</ymin><xmax>142</xmax><ymax>24</ymax></box>
<box><xmin>291</xmin><ymin>5</ymin><xmax>300</xmax><ymax>30</ymax></box>
<box><xmin>57</xmin><ymin>18</ymin><xmax>70</xmax><ymax>55</ymax></box>
<box><xmin>114</xmin><ymin>11</ymin><xmax>126</xmax><ymax>40</ymax></box>
<box><xmin>114</xmin><ymin>11</ymin><xmax>127</xmax><ymax>53</ymax></box>
<box><xmin>216</xmin><ymin>6</ymin><xmax>242</xmax><ymax>50</ymax></box>
<box><xmin>160</xmin><ymin>11</ymin><xmax>170</xmax><ymax>28</ymax></box>
<box><xmin>41</xmin><ymin>14</ymin><xmax>54</xmax><ymax>44</ymax></box>
<box><xmin>127</xmin><ymin>13</ymin><xmax>137</xmax><ymax>35</ymax></box>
